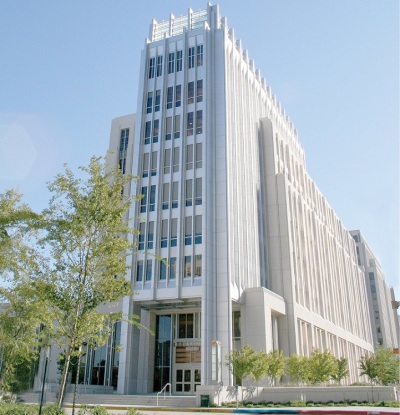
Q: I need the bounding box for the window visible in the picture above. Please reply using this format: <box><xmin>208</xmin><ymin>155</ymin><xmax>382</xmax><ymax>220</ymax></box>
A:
<box><xmin>149</xmin><ymin>185</ymin><xmax>156</xmax><ymax>212</ymax></box>
<box><xmin>195</xmin><ymin>178</ymin><xmax>202</xmax><ymax>205</ymax></box>
<box><xmin>165</xmin><ymin>117</ymin><xmax>172</xmax><ymax>140</ymax></box>
<box><xmin>176</xmin><ymin>50</ymin><xmax>183</xmax><ymax>72</ymax></box>
<box><xmin>196</xmin><ymin>80</ymin><xmax>203</xmax><ymax>102</ymax></box>
<box><xmin>154</xmin><ymin>90</ymin><xmax>161</xmax><ymax>112</ymax></box>
<box><xmin>172</xmin><ymin>181</ymin><xmax>178</xmax><ymax>208</ymax></box>
<box><xmin>170</xmin><ymin>218</ymin><xmax>177</xmax><ymax>247</ymax></box>
<box><xmin>161</xmin><ymin>220</ymin><xmax>168</xmax><ymax>248</ymax></box>
<box><xmin>146</xmin><ymin>92</ymin><xmax>153</xmax><ymax>113</ymax></box>
<box><xmin>167</xmin><ymin>87</ymin><xmax>173</xmax><ymax>109</ymax></box>
<box><xmin>175</xmin><ymin>85</ymin><xmax>181</xmax><ymax>107</ymax></box>
<box><xmin>187</xmin><ymin>112</ymin><xmax>194</xmax><ymax>136</ymax></box>
<box><xmin>195</xmin><ymin>255</ymin><xmax>202</xmax><ymax>277</ymax></box>
<box><xmin>140</xmin><ymin>187</ymin><xmax>147</xmax><ymax>213</ymax></box>
<box><xmin>178</xmin><ymin>314</ymin><xmax>194</xmax><ymax>339</ymax></box>
<box><xmin>188</xmin><ymin>81</ymin><xmax>194</xmax><ymax>104</ymax></box>
<box><xmin>185</xmin><ymin>179</ymin><xmax>193</xmax><ymax>206</ymax></box>
<box><xmin>168</xmin><ymin>52</ymin><xmax>175</xmax><ymax>74</ymax></box>
<box><xmin>184</xmin><ymin>256</ymin><xmax>192</xmax><ymax>278</ymax></box>
<box><xmin>144</xmin><ymin>121</ymin><xmax>151</xmax><ymax>145</ymax></box>
<box><xmin>146</xmin><ymin>260</ymin><xmax>152</xmax><ymax>281</ymax></box>
<box><xmin>147</xmin><ymin>221</ymin><xmax>154</xmax><ymax>249</ymax></box>
<box><xmin>148</xmin><ymin>57</ymin><xmax>155</xmax><ymax>79</ymax></box>
<box><xmin>369</xmin><ymin>272</ymin><xmax>375</xmax><ymax>281</ymax></box>
<box><xmin>160</xmin><ymin>259</ymin><xmax>167</xmax><ymax>280</ymax></box>
<box><xmin>185</xmin><ymin>216</ymin><xmax>192</xmax><ymax>245</ymax></box>
<box><xmin>156</xmin><ymin>55</ymin><xmax>163</xmax><ymax>77</ymax></box>
<box><xmin>136</xmin><ymin>260</ymin><xmax>144</xmax><ymax>282</ymax></box>
<box><xmin>174</xmin><ymin>115</ymin><xmax>181</xmax><ymax>139</ymax></box>
<box><xmin>142</xmin><ymin>153</ymin><xmax>149</xmax><ymax>178</ymax></box>
<box><xmin>169</xmin><ymin>257</ymin><xmax>176</xmax><ymax>279</ymax></box>
<box><xmin>195</xmin><ymin>215</ymin><xmax>202</xmax><ymax>244</ymax></box>
<box><xmin>197</xmin><ymin>45</ymin><xmax>203</xmax><ymax>66</ymax></box>
<box><xmin>162</xmin><ymin>183</ymin><xmax>169</xmax><ymax>210</ymax></box>
<box><xmin>150</xmin><ymin>151</ymin><xmax>157</xmax><ymax>176</ymax></box>
<box><xmin>195</xmin><ymin>143</ymin><xmax>202</xmax><ymax>168</ymax></box>
<box><xmin>186</xmin><ymin>144</ymin><xmax>193</xmax><ymax>170</ymax></box>
<box><xmin>188</xmin><ymin>46</ymin><xmax>195</xmax><ymax>69</ymax></box>
<box><xmin>119</xmin><ymin>128</ymin><xmax>129</xmax><ymax>174</ymax></box>
<box><xmin>153</xmin><ymin>119</ymin><xmax>159</xmax><ymax>143</ymax></box>
<box><xmin>138</xmin><ymin>223</ymin><xmax>145</xmax><ymax>250</ymax></box>
<box><xmin>196</xmin><ymin>110</ymin><xmax>202</xmax><ymax>134</ymax></box>
<box><xmin>172</xmin><ymin>148</ymin><xmax>179</xmax><ymax>173</ymax></box>
<box><xmin>164</xmin><ymin>149</ymin><xmax>171</xmax><ymax>174</ymax></box>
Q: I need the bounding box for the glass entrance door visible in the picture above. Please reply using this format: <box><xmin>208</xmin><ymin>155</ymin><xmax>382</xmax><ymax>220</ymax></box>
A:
<box><xmin>174</xmin><ymin>367</ymin><xmax>201</xmax><ymax>393</ymax></box>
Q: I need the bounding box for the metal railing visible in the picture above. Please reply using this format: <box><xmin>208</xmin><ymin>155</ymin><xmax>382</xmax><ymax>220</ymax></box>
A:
<box><xmin>156</xmin><ymin>383</ymin><xmax>171</xmax><ymax>406</ymax></box>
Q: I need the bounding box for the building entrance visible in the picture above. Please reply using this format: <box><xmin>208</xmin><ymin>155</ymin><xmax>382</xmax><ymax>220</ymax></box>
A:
<box><xmin>174</xmin><ymin>367</ymin><xmax>201</xmax><ymax>393</ymax></box>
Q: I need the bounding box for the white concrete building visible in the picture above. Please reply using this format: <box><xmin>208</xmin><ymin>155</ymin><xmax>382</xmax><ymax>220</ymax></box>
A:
<box><xmin>350</xmin><ymin>230</ymin><xmax>400</xmax><ymax>349</ymax></box>
<box><xmin>103</xmin><ymin>4</ymin><xmax>374</xmax><ymax>394</ymax></box>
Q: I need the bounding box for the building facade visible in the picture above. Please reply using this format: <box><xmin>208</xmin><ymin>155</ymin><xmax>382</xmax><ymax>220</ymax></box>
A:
<box><xmin>104</xmin><ymin>4</ymin><xmax>376</xmax><ymax>395</ymax></box>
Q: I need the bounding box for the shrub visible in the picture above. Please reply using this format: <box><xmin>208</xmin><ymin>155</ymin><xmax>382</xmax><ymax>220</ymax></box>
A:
<box><xmin>289</xmin><ymin>400</ymin><xmax>306</xmax><ymax>407</ymax></box>
<box><xmin>78</xmin><ymin>405</ymin><xmax>109</xmax><ymax>415</ymax></box>
<box><xmin>0</xmin><ymin>403</ymin><xmax>65</xmax><ymax>415</ymax></box>
<box><xmin>126</xmin><ymin>409</ymin><xmax>142</xmax><ymax>415</ymax></box>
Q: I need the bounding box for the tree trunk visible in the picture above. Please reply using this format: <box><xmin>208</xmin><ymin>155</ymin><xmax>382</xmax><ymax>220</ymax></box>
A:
<box><xmin>57</xmin><ymin>346</ymin><xmax>72</xmax><ymax>408</ymax></box>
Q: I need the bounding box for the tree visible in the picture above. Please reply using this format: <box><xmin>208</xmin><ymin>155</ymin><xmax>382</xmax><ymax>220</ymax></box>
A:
<box><xmin>265</xmin><ymin>350</ymin><xmax>286</xmax><ymax>385</ymax></box>
<box><xmin>359</xmin><ymin>353</ymin><xmax>378</xmax><ymax>385</ymax></box>
<box><xmin>225</xmin><ymin>345</ymin><xmax>257</xmax><ymax>386</ymax></box>
<box><xmin>307</xmin><ymin>349</ymin><xmax>337</xmax><ymax>385</ymax></box>
<box><xmin>286</xmin><ymin>354</ymin><xmax>310</xmax><ymax>385</ymax></box>
<box><xmin>360</xmin><ymin>347</ymin><xmax>400</xmax><ymax>386</ymax></box>
<box><xmin>28</xmin><ymin>156</ymin><xmax>140</xmax><ymax>407</ymax></box>
<box><xmin>331</xmin><ymin>357</ymin><xmax>349</xmax><ymax>385</ymax></box>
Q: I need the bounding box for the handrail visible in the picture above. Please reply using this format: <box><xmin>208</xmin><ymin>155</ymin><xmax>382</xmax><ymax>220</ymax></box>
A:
<box><xmin>156</xmin><ymin>383</ymin><xmax>171</xmax><ymax>406</ymax></box>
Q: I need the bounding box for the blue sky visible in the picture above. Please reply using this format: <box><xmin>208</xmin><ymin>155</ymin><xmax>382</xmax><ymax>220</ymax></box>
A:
<box><xmin>0</xmin><ymin>1</ymin><xmax>399</xmax><ymax>296</ymax></box>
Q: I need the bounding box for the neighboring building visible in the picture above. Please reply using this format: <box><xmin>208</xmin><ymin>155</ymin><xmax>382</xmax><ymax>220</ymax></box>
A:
<box><xmin>104</xmin><ymin>4</ymin><xmax>374</xmax><ymax>395</ymax></box>
<box><xmin>350</xmin><ymin>230</ymin><xmax>400</xmax><ymax>349</ymax></box>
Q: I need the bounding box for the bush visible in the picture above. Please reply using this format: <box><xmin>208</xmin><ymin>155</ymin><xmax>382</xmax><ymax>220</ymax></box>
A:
<box><xmin>0</xmin><ymin>403</ymin><xmax>65</xmax><ymax>414</ymax></box>
<box><xmin>78</xmin><ymin>405</ymin><xmax>109</xmax><ymax>415</ymax></box>
<box><xmin>289</xmin><ymin>400</ymin><xmax>306</xmax><ymax>407</ymax></box>
<box><xmin>126</xmin><ymin>410</ymin><xmax>142</xmax><ymax>415</ymax></box>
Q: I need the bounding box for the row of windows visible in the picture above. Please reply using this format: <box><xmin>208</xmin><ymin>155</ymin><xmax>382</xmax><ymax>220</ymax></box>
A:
<box><xmin>149</xmin><ymin>45</ymin><xmax>203</xmax><ymax>79</ymax></box>
<box><xmin>162</xmin><ymin>178</ymin><xmax>202</xmax><ymax>210</ymax></box>
<box><xmin>138</xmin><ymin>215</ymin><xmax>202</xmax><ymax>250</ymax></box>
<box><xmin>136</xmin><ymin>254</ymin><xmax>202</xmax><ymax>282</ymax></box>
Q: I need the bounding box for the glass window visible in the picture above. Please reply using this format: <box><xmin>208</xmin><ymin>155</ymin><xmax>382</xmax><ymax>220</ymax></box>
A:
<box><xmin>185</xmin><ymin>216</ymin><xmax>192</xmax><ymax>245</ymax></box>
<box><xmin>161</xmin><ymin>219</ymin><xmax>168</xmax><ymax>248</ymax></box>
<box><xmin>167</xmin><ymin>86</ymin><xmax>173</xmax><ymax>109</ymax></box>
<box><xmin>151</xmin><ymin>151</ymin><xmax>157</xmax><ymax>176</ymax></box>
<box><xmin>146</xmin><ymin>91</ymin><xmax>153</xmax><ymax>113</ymax></box>
<box><xmin>196</xmin><ymin>79</ymin><xmax>203</xmax><ymax>102</ymax></box>
<box><xmin>186</xmin><ymin>144</ymin><xmax>193</xmax><ymax>170</ymax></box>
<box><xmin>156</xmin><ymin>55</ymin><xmax>163</xmax><ymax>77</ymax></box>
<box><xmin>168</xmin><ymin>52</ymin><xmax>175</xmax><ymax>74</ymax></box>
<box><xmin>165</xmin><ymin>117</ymin><xmax>172</xmax><ymax>141</ymax></box>
<box><xmin>170</xmin><ymin>218</ymin><xmax>177</xmax><ymax>247</ymax></box>
<box><xmin>142</xmin><ymin>153</ymin><xmax>149</xmax><ymax>178</ymax></box>
<box><xmin>149</xmin><ymin>185</ymin><xmax>156</xmax><ymax>212</ymax></box>
<box><xmin>147</xmin><ymin>221</ymin><xmax>154</xmax><ymax>249</ymax></box>
<box><xmin>195</xmin><ymin>143</ymin><xmax>202</xmax><ymax>168</ymax></box>
<box><xmin>154</xmin><ymin>90</ymin><xmax>161</xmax><ymax>112</ymax></box>
<box><xmin>175</xmin><ymin>85</ymin><xmax>181</xmax><ymax>107</ymax></box>
<box><xmin>184</xmin><ymin>256</ymin><xmax>192</xmax><ymax>278</ymax></box>
<box><xmin>138</xmin><ymin>223</ymin><xmax>145</xmax><ymax>250</ymax></box>
<box><xmin>187</xmin><ymin>81</ymin><xmax>194</xmax><ymax>104</ymax></box>
<box><xmin>178</xmin><ymin>314</ymin><xmax>194</xmax><ymax>338</ymax></box>
<box><xmin>172</xmin><ymin>148</ymin><xmax>179</xmax><ymax>173</ymax></box>
<box><xmin>153</xmin><ymin>119</ymin><xmax>159</xmax><ymax>143</ymax></box>
<box><xmin>176</xmin><ymin>50</ymin><xmax>183</xmax><ymax>72</ymax></box>
<box><xmin>146</xmin><ymin>259</ymin><xmax>152</xmax><ymax>281</ymax></box>
<box><xmin>160</xmin><ymin>259</ymin><xmax>167</xmax><ymax>280</ymax></box>
<box><xmin>197</xmin><ymin>45</ymin><xmax>203</xmax><ymax>66</ymax></box>
<box><xmin>172</xmin><ymin>181</ymin><xmax>178</xmax><ymax>208</ymax></box>
<box><xmin>185</xmin><ymin>179</ymin><xmax>193</xmax><ymax>207</ymax></box>
<box><xmin>144</xmin><ymin>121</ymin><xmax>151</xmax><ymax>145</ymax></box>
<box><xmin>169</xmin><ymin>257</ymin><xmax>176</xmax><ymax>279</ymax></box>
<box><xmin>195</xmin><ymin>255</ymin><xmax>202</xmax><ymax>277</ymax></box>
<box><xmin>195</xmin><ymin>215</ymin><xmax>202</xmax><ymax>244</ymax></box>
<box><xmin>164</xmin><ymin>149</ymin><xmax>171</xmax><ymax>174</ymax></box>
<box><xmin>195</xmin><ymin>178</ymin><xmax>202</xmax><ymax>205</ymax></box>
<box><xmin>196</xmin><ymin>110</ymin><xmax>202</xmax><ymax>134</ymax></box>
<box><xmin>136</xmin><ymin>260</ymin><xmax>144</xmax><ymax>281</ymax></box>
<box><xmin>188</xmin><ymin>46</ymin><xmax>195</xmax><ymax>69</ymax></box>
<box><xmin>119</xmin><ymin>128</ymin><xmax>129</xmax><ymax>174</ymax></box>
<box><xmin>162</xmin><ymin>183</ymin><xmax>169</xmax><ymax>210</ymax></box>
<box><xmin>174</xmin><ymin>115</ymin><xmax>181</xmax><ymax>139</ymax></box>
<box><xmin>148</xmin><ymin>57</ymin><xmax>155</xmax><ymax>79</ymax></box>
<box><xmin>140</xmin><ymin>186</ymin><xmax>147</xmax><ymax>213</ymax></box>
<box><xmin>187</xmin><ymin>112</ymin><xmax>194</xmax><ymax>136</ymax></box>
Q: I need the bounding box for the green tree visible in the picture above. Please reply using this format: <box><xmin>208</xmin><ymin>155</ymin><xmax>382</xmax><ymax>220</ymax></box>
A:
<box><xmin>225</xmin><ymin>345</ymin><xmax>257</xmax><ymax>386</ymax></box>
<box><xmin>373</xmin><ymin>347</ymin><xmax>399</xmax><ymax>385</ymax></box>
<box><xmin>307</xmin><ymin>349</ymin><xmax>337</xmax><ymax>385</ymax></box>
<box><xmin>359</xmin><ymin>353</ymin><xmax>379</xmax><ymax>385</ymax></box>
<box><xmin>286</xmin><ymin>354</ymin><xmax>310</xmax><ymax>385</ymax></box>
<box><xmin>331</xmin><ymin>357</ymin><xmax>349</xmax><ymax>385</ymax></box>
<box><xmin>265</xmin><ymin>350</ymin><xmax>286</xmax><ymax>385</ymax></box>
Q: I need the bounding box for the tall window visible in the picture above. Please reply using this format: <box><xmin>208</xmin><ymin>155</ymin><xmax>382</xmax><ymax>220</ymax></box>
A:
<box><xmin>119</xmin><ymin>128</ymin><xmax>129</xmax><ymax>174</ymax></box>
<box><xmin>186</xmin><ymin>144</ymin><xmax>193</xmax><ymax>170</ymax></box>
<box><xmin>185</xmin><ymin>179</ymin><xmax>193</xmax><ymax>207</ymax></box>
<box><xmin>147</xmin><ymin>221</ymin><xmax>154</xmax><ymax>249</ymax></box>
<box><xmin>195</xmin><ymin>178</ymin><xmax>202</xmax><ymax>205</ymax></box>
<box><xmin>142</xmin><ymin>153</ymin><xmax>149</xmax><ymax>178</ymax></box>
<box><xmin>161</xmin><ymin>220</ymin><xmax>168</xmax><ymax>248</ymax></box>
<box><xmin>144</xmin><ymin>121</ymin><xmax>151</xmax><ymax>145</ymax></box>
<box><xmin>195</xmin><ymin>255</ymin><xmax>202</xmax><ymax>277</ymax></box>
<box><xmin>136</xmin><ymin>260</ymin><xmax>144</xmax><ymax>281</ymax></box>
<box><xmin>146</xmin><ymin>92</ymin><xmax>153</xmax><ymax>113</ymax></box>
<box><xmin>151</xmin><ymin>151</ymin><xmax>157</xmax><ymax>176</ymax></box>
<box><xmin>160</xmin><ymin>259</ymin><xmax>167</xmax><ymax>280</ymax></box>
<box><xmin>167</xmin><ymin>87</ymin><xmax>173</xmax><ymax>109</ymax></box>
<box><xmin>146</xmin><ymin>260</ymin><xmax>152</xmax><ymax>281</ymax></box>
<box><xmin>184</xmin><ymin>256</ymin><xmax>192</xmax><ymax>278</ymax></box>
<box><xmin>187</xmin><ymin>81</ymin><xmax>194</xmax><ymax>104</ymax></box>
<box><xmin>148</xmin><ymin>57</ymin><xmax>155</xmax><ymax>79</ymax></box>
<box><xmin>174</xmin><ymin>115</ymin><xmax>181</xmax><ymax>139</ymax></box>
<box><xmin>140</xmin><ymin>187</ymin><xmax>147</xmax><ymax>213</ymax></box>
<box><xmin>196</xmin><ymin>110</ymin><xmax>203</xmax><ymax>134</ymax></box>
<box><xmin>195</xmin><ymin>143</ymin><xmax>202</xmax><ymax>168</ymax></box>
<box><xmin>172</xmin><ymin>148</ymin><xmax>179</xmax><ymax>173</ymax></box>
<box><xmin>195</xmin><ymin>215</ymin><xmax>202</xmax><ymax>244</ymax></box>
<box><xmin>149</xmin><ymin>185</ymin><xmax>156</xmax><ymax>212</ymax></box>
<box><xmin>164</xmin><ymin>149</ymin><xmax>171</xmax><ymax>174</ymax></box>
<box><xmin>165</xmin><ymin>117</ymin><xmax>172</xmax><ymax>140</ymax></box>
<box><xmin>175</xmin><ymin>85</ymin><xmax>181</xmax><ymax>107</ymax></box>
<box><xmin>138</xmin><ymin>223</ymin><xmax>145</xmax><ymax>250</ymax></box>
<box><xmin>156</xmin><ymin>56</ymin><xmax>163</xmax><ymax>77</ymax></box>
<box><xmin>172</xmin><ymin>181</ymin><xmax>178</xmax><ymax>208</ymax></box>
<box><xmin>185</xmin><ymin>216</ymin><xmax>192</xmax><ymax>245</ymax></box>
<box><xmin>153</xmin><ymin>119</ymin><xmax>159</xmax><ymax>143</ymax></box>
<box><xmin>154</xmin><ymin>90</ymin><xmax>161</xmax><ymax>112</ymax></box>
<box><xmin>188</xmin><ymin>46</ymin><xmax>195</xmax><ymax>69</ymax></box>
<box><xmin>162</xmin><ymin>183</ymin><xmax>169</xmax><ymax>210</ymax></box>
<box><xmin>187</xmin><ymin>112</ymin><xmax>194</xmax><ymax>136</ymax></box>
<box><xmin>168</xmin><ymin>52</ymin><xmax>175</xmax><ymax>74</ymax></box>
<box><xmin>176</xmin><ymin>50</ymin><xmax>183</xmax><ymax>71</ymax></box>
<box><xmin>197</xmin><ymin>45</ymin><xmax>203</xmax><ymax>66</ymax></box>
<box><xmin>170</xmin><ymin>218</ymin><xmax>177</xmax><ymax>247</ymax></box>
<box><xmin>169</xmin><ymin>257</ymin><xmax>176</xmax><ymax>279</ymax></box>
<box><xmin>196</xmin><ymin>80</ymin><xmax>203</xmax><ymax>102</ymax></box>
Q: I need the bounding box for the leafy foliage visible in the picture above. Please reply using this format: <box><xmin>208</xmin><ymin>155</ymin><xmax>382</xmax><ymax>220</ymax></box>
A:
<box><xmin>331</xmin><ymin>357</ymin><xmax>349</xmax><ymax>385</ymax></box>
<box><xmin>359</xmin><ymin>347</ymin><xmax>400</xmax><ymax>385</ymax></box>
<box><xmin>225</xmin><ymin>345</ymin><xmax>257</xmax><ymax>386</ymax></box>
<box><xmin>307</xmin><ymin>349</ymin><xmax>337</xmax><ymax>385</ymax></box>
<box><xmin>265</xmin><ymin>350</ymin><xmax>286</xmax><ymax>385</ymax></box>
<box><xmin>285</xmin><ymin>354</ymin><xmax>310</xmax><ymax>385</ymax></box>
